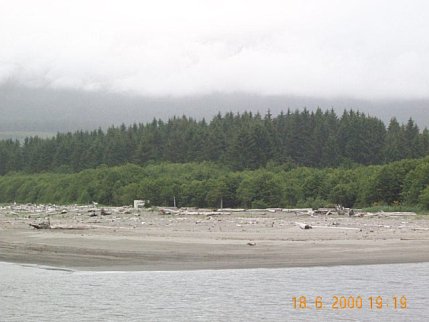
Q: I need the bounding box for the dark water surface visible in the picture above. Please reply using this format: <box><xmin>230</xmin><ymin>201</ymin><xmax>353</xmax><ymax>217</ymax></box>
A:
<box><xmin>1</xmin><ymin>261</ymin><xmax>427</xmax><ymax>321</ymax></box>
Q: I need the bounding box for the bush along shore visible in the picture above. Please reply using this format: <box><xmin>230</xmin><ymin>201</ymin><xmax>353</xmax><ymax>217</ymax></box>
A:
<box><xmin>1</xmin><ymin>156</ymin><xmax>429</xmax><ymax>210</ymax></box>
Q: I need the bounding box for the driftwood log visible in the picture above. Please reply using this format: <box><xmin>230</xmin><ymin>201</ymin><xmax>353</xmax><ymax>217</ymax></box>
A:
<box><xmin>29</xmin><ymin>222</ymin><xmax>51</xmax><ymax>229</ymax></box>
<box><xmin>295</xmin><ymin>222</ymin><xmax>312</xmax><ymax>229</ymax></box>
<box><xmin>100</xmin><ymin>208</ymin><xmax>111</xmax><ymax>216</ymax></box>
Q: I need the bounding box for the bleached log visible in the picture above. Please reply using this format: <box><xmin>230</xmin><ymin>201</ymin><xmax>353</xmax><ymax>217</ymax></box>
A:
<box><xmin>367</xmin><ymin>211</ymin><xmax>417</xmax><ymax>217</ymax></box>
<box><xmin>282</xmin><ymin>208</ymin><xmax>313</xmax><ymax>213</ymax></box>
<box><xmin>218</xmin><ymin>208</ymin><xmax>246</xmax><ymax>212</ymax></box>
<box><xmin>181</xmin><ymin>211</ymin><xmax>231</xmax><ymax>216</ymax></box>
<box><xmin>49</xmin><ymin>225</ymin><xmax>88</xmax><ymax>230</ymax></box>
<box><xmin>295</xmin><ymin>222</ymin><xmax>312</xmax><ymax>229</ymax></box>
<box><xmin>311</xmin><ymin>225</ymin><xmax>360</xmax><ymax>230</ymax></box>
<box><xmin>160</xmin><ymin>208</ymin><xmax>180</xmax><ymax>214</ymax></box>
<box><xmin>385</xmin><ymin>212</ymin><xmax>417</xmax><ymax>217</ymax></box>
<box><xmin>266</xmin><ymin>208</ymin><xmax>282</xmax><ymax>213</ymax></box>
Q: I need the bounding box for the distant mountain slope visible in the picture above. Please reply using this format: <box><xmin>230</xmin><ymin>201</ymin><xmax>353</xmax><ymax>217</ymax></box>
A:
<box><xmin>1</xmin><ymin>82</ymin><xmax>428</xmax><ymax>137</ymax></box>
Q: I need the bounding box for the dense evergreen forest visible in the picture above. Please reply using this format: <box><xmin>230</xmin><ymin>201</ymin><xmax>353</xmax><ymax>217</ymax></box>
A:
<box><xmin>0</xmin><ymin>109</ymin><xmax>429</xmax><ymax>175</ymax></box>
<box><xmin>1</xmin><ymin>108</ymin><xmax>429</xmax><ymax>210</ymax></box>
<box><xmin>1</xmin><ymin>158</ymin><xmax>429</xmax><ymax>210</ymax></box>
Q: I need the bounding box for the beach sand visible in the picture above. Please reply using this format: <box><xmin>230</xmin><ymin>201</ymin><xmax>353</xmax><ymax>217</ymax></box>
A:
<box><xmin>1</xmin><ymin>206</ymin><xmax>429</xmax><ymax>270</ymax></box>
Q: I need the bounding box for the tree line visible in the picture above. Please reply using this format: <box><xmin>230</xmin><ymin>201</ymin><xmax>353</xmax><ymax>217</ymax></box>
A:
<box><xmin>1</xmin><ymin>109</ymin><xmax>429</xmax><ymax>175</ymax></box>
<box><xmin>1</xmin><ymin>158</ymin><xmax>429</xmax><ymax>210</ymax></box>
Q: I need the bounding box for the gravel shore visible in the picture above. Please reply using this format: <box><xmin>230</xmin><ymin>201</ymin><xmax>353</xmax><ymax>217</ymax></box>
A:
<box><xmin>1</xmin><ymin>204</ymin><xmax>429</xmax><ymax>270</ymax></box>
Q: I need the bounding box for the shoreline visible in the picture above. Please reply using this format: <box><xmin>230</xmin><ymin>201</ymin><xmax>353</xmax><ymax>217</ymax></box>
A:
<box><xmin>1</xmin><ymin>206</ymin><xmax>429</xmax><ymax>271</ymax></box>
<box><xmin>1</xmin><ymin>230</ymin><xmax>429</xmax><ymax>271</ymax></box>
<box><xmin>2</xmin><ymin>258</ymin><xmax>429</xmax><ymax>273</ymax></box>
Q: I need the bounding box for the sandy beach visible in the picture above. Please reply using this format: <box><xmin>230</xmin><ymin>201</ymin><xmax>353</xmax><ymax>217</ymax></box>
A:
<box><xmin>1</xmin><ymin>205</ymin><xmax>429</xmax><ymax>270</ymax></box>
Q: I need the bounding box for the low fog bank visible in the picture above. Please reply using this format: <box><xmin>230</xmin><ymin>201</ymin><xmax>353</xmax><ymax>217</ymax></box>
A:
<box><xmin>1</xmin><ymin>82</ymin><xmax>428</xmax><ymax>137</ymax></box>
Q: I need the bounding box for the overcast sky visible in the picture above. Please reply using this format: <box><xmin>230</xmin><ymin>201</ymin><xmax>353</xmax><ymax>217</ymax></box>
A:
<box><xmin>1</xmin><ymin>0</ymin><xmax>428</xmax><ymax>99</ymax></box>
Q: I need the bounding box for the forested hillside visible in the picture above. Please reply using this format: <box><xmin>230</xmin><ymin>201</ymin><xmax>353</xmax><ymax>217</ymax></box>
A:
<box><xmin>0</xmin><ymin>109</ymin><xmax>428</xmax><ymax>175</ymax></box>
<box><xmin>1</xmin><ymin>158</ymin><xmax>429</xmax><ymax>209</ymax></box>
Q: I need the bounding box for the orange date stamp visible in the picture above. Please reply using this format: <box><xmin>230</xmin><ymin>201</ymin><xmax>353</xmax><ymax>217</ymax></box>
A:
<box><xmin>292</xmin><ymin>295</ymin><xmax>408</xmax><ymax>310</ymax></box>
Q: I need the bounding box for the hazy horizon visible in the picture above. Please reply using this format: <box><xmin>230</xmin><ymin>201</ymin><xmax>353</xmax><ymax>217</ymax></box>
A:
<box><xmin>1</xmin><ymin>1</ymin><xmax>429</xmax><ymax>137</ymax></box>
<box><xmin>1</xmin><ymin>82</ymin><xmax>429</xmax><ymax>140</ymax></box>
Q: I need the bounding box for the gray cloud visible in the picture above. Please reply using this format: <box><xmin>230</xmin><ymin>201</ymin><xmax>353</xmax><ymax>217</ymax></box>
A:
<box><xmin>1</xmin><ymin>0</ymin><xmax>428</xmax><ymax>98</ymax></box>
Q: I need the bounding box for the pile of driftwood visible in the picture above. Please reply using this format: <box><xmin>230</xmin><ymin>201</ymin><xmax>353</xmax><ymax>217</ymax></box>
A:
<box><xmin>158</xmin><ymin>205</ymin><xmax>366</xmax><ymax>217</ymax></box>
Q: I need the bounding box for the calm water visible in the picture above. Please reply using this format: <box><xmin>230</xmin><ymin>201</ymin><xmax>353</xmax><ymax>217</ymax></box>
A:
<box><xmin>0</xmin><ymin>261</ymin><xmax>428</xmax><ymax>321</ymax></box>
